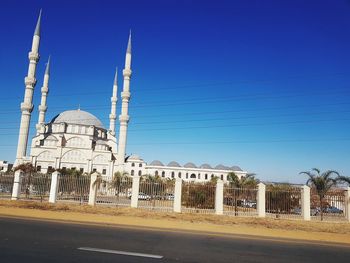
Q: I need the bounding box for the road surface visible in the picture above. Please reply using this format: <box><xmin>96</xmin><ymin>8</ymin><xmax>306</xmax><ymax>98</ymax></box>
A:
<box><xmin>0</xmin><ymin>216</ymin><xmax>349</xmax><ymax>262</ymax></box>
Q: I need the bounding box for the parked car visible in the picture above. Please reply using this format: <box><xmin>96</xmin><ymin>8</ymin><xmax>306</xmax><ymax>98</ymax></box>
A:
<box><xmin>164</xmin><ymin>193</ymin><xmax>174</xmax><ymax>201</ymax></box>
<box><xmin>138</xmin><ymin>192</ymin><xmax>151</xmax><ymax>200</ymax></box>
<box><xmin>324</xmin><ymin>206</ymin><xmax>343</xmax><ymax>214</ymax></box>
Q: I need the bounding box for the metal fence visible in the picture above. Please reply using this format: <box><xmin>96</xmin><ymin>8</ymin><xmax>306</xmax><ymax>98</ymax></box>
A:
<box><xmin>311</xmin><ymin>188</ymin><xmax>347</xmax><ymax>221</ymax></box>
<box><xmin>223</xmin><ymin>186</ymin><xmax>258</xmax><ymax>217</ymax></box>
<box><xmin>265</xmin><ymin>185</ymin><xmax>302</xmax><ymax>219</ymax></box>
<box><xmin>96</xmin><ymin>176</ymin><xmax>132</xmax><ymax>207</ymax></box>
<box><xmin>56</xmin><ymin>174</ymin><xmax>90</xmax><ymax>204</ymax></box>
<box><xmin>137</xmin><ymin>179</ymin><xmax>175</xmax><ymax>212</ymax></box>
<box><xmin>19</xmin><ymin>173</ymin><xmax>51</xmax><ymax>202</ymax></box>
<box><xmin>181</xmin><ymin>182</ymin><xmax>216</xmax><ymax>214</ymax></box>
<box><xmin>0</xmin><ymin>174</ymin><xmax>14</xmax><ymax>199</ymax></box>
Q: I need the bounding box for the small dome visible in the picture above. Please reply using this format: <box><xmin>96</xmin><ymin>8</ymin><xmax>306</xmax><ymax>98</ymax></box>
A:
<box><xmin>215</xmin><ymin>164</ymin><xmax>230</xmax><ymax>170</ymax></box>
<box><xmin>150</xmin><ymin>160</ymin><xmax>164</xmax><ymax>166</ymax></box>
<box><xmin>184</xmin><ymin>162</ymin><xmax>197</xmax><ymax>168</ymax></box>
<box><xmin>199</xmin><ymin>163</ymin><xmax>212</xmax><ymax>169</ymax></box>
<box><xmin>52</xmin><ymin>109</ymin><xmax>104</xmax><ymax>128</ymax></box>
<box><xmin>167</xmin><ymin>161</ymin><xmax>181</xmax><ymax>167</ymax></box>
<box><xmin>230</xmin><ymin>165</ymin><xmax>242</xmax><ymax>171</ymax></box>
<box><xmin>128</xmin><ymin>154</ymin><xmax>141</xmax><ymax>160</ymax></box>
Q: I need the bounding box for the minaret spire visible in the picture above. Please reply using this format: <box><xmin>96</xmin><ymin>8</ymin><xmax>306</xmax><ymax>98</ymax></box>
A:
<box><xmin>117</xmin><ymin>32</ymin><xmax>132</xmax><ymax>165</ymax></box>
<box><xmin>109</xmin><ymin>67</ymin><xmax>118</xmax><ymax>134</ymax></box>
<box><xmin>15</xmin><ymin>10</ymin><xmax>42</xmax><ymax>165</ymax></box>
<box><xmin>36</xmin><ymin>56</ymin><xmax>50</xmax><ymax>133</ymax></box>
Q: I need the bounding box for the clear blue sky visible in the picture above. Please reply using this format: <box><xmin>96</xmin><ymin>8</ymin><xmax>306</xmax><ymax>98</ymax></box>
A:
<box><xmin>0</xmin><ymin>0</ymin><xmax>349</xmax><ymax>183</ymax></box>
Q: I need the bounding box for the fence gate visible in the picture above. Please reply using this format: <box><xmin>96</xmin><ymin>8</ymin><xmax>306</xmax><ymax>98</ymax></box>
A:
<box><xmin>0</xmin><ymin>174</ymin><xmax>14</xmax><ymax>199</ymax></box>
<box><xmin>223</xmin><ymin>186</ymin><xmax>258</xmax><ymax>217</ymax></box>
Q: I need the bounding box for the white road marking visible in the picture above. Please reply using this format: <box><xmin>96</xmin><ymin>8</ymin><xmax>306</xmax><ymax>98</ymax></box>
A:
<box><xmin>77</xmin><ymin>247</ymin><xmax>163</xmax><ymax>259</ymax></box>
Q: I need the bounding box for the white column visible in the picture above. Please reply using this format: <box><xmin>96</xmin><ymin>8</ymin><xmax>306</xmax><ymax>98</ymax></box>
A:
<box><xmin>11</xmin><ymin>170</ymin><xmax>23</xmax><ymax>200</ymax></box>
<box><xmin>49</xmin><ymin>171</ymin><xmax>60</xmax><ymax>203</ymax></box>
<box><xmin>131</xmin><ymin>175</ymin><xmax>140</xmax><ymax>208</ymax></box>
<box><xmin>173</xmin><ymin>178</ymin><xmax>182</xmax><ymax>213</ymax></box>
<box><xmin>215</xmin><ymin>179</ymin><xmax>224</xmax><ymax>215</ymax></box>
<box><xmin>109</xmin><ymin>68</ymin><xmax>118</xmax><ymax>135</ymax></box>
<box><xmin>88</xmin><ymin>172</ymin><xmax>99</xmax><ymax>206</ymax></box>
<box><xmin>345</xmin><ymin>187</ymin><xmax>350</xmax><ymax>222</ymax></box>
<box><xmin>301</xmin><ymin>185</ymin><xmax>311</xmax><ymax>221</ymax></box>
<box><xmin>257</xmin><ymin>182</ymin><xmax>266</xmax><ymax>217</ymax></box>
<box><xmin>36</xmin><ymin>57</ymin><xmax>50</xmax><ymax>134</ymax></box>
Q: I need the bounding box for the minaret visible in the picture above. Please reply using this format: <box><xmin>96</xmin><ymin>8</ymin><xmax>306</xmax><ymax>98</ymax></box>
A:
<box><xmin>15</xmin><ymin>10</ymin><xmax>42</xmax><ymax>164</ymax></box>
<box><xmin>36</xmin><ymin>56</ymin><xmax>50</xmax><ymax>133</ymax></box>
<box><xmin>109</xmin><ymin>68</ymin><xmax>118</xmax><ymax>135</ymax></box>
<box><xmin>117</xmin><ymin>32</ymin><xmax>132</xmax><ymax>165</ymax></box>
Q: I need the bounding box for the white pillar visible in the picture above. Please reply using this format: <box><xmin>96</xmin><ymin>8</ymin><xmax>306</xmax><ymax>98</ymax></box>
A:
<box><xmin>109</xmin><ymin>68</ymin><xmax>118</xmax><ymax>135</ymax></box>
<box><xmin>215</xmin><ymin>179</ymin><xmax>224</xmax><ymax>215</ymax></box>
<box><xmin>131</xmin><ymin>175</ymin><xmax>140</xmax><ymax>208</ymax></box>
<box><xmin>173</xmin><ymin>178</ymin><xmax>182</xmax><ymax>213</ymax></box>
<box><xmin>49</xmin><ymin>171</ymin><xmax>60</xmax><ymax>203</ymax></box>
<box><xmin>345</xmin><ymin>187</ymin><xmax>350</xmax><ymax>222</ymax></box>
<box><xmin>257</xmin><ymin>182</ymin><xmax>266</xmax><ymax>217</ymax></box>
<box><xmin>301</xmin><ymin>185</ymin><xmax>311</xmax><ymax>221</ymax></box>
<box><xmin>88</xmin><ymin>172</ymin><xmax>99</xmax><ymax>206</ymax></box>
<box><xmin>11</xmin><ymin>170</ymin><xmax>23</xmax><ymax>200</ymax></box>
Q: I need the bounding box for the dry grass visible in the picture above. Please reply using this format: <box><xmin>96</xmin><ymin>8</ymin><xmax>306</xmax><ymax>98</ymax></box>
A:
<box><xmin>0</xmin><ymin>200</ymin><xmax>349</xmax><ymax>235</ymax></box>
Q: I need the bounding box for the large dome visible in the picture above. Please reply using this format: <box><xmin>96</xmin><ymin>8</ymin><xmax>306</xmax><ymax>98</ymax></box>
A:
<box><xmin>51</xmin><ymin>110</ymin><xmax>104</xmax><ymax>128</ymax></box>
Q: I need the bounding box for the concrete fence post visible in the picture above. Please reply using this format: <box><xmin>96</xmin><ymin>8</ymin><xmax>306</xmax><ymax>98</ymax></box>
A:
<box><xmin>257</xmin><ymin>182</ymin><xmax>266</xmax><ymax>217</ymax></box>
<box><xmin>11</xmin><ymin>170</ymin><xmax>23</xmax><ymax>200</ymax></box>
<box><xmin>173</xmin><ymin>178</ymin><xmax>182</xmax><ymax>213</ymax></box>
<box><xmin>131</xmin><ymin>175</ymin><xmax>140</xmax><ymax>208</ymax></box>
<box><xmin>88</xmin><ymin>172</ymin><xmax>99</xmax><ymax>206</ymax></box>
<box><xmin>346</xmin><ymin>187</ymin><xmax>350</xmax><ymax>222</ymax></box>
<box><xmin>49</xmin><ymin>171</ymin><xmax>60</xmax><ymax>204</ymax></box>
<box><xmin>215</xmin><ymin>180</ymin><xmax>224</xmax><ymax>215</ymax></box>
<box><xmin>301</xmin><ymin>185</ymin><xmax>311</xmax><ymax>221</ymax></box>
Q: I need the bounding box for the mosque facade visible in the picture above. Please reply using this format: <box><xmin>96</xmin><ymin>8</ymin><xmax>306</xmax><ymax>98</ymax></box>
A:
<box><xmin>14</xmin><ymin>12</ymin><xmax>247</xmax><ymax>182</ymax></box>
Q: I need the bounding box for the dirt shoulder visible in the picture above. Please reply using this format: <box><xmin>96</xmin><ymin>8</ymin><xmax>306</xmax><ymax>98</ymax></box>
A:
<box><xmin>0</xmin><ymin>200</ymin><xmax>349</xmax><ymax>245</ymax></box>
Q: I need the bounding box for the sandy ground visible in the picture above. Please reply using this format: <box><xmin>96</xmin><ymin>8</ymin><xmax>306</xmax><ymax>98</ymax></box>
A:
<box><xmin>0</xmin><ymin>200</ymin><xmax>349</xmax><ymax>245</ymax></box>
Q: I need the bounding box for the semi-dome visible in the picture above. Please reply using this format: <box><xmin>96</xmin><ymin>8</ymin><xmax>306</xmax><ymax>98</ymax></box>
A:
<box><xmin>215</xmin><ymin>164</ymin><xmax>230</xmax><ymax>170</ymax></box>
<box><xmin>199</xmin><ymin>163</ymin><xmax>212</xmax><ymax>169</ymax></box>
<box><xmin>167</xmin><ymin>161</ymin><xmax>181</xmax><ymax>167</ymax></box>
<box><xmin>184</xmin><ymin>162</ymin><xmax>197</xmax><ymax>168</ymax></box>
<box><xmin>51</xmin><ymin>109</ymin><xmax>104</xmax><ymax>128</ymax></box>
<box><xmin>150</xmin><ymin>160</ymin><xmax>164</xmax><ymax>166</ymax></box>
<box><xmin>230</xmin><ymin>165</ymin><xmax>242</xmax><ymax>171</ymax></box>
<box><xmin>128</xmin><ymin>154</ymin><xmax>141</xmax><ymax>160</ymax></box>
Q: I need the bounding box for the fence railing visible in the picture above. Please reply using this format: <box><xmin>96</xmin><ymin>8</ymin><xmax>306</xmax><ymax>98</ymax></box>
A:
<box><xmin>0</xmin><ymin>174</ymin><xmax>14</xmax><ymax>199</ymax></box>
<box><xmin>6</xmin><ymin>170</ymin><xmax>350</xmax><ymax>223</ymax></box>
<box><xmin>181</xmin><ymin>182</ymin><xmax>216</xmax><ymax>214</ymax></box>
<box><xmin>96</xmin><ymin>176</ymin><xmax>132</xmax><ymax>207</ymax></box>
<box><xmin>56</xmin><ymin>174</ymin><xmax>90</xmax><ymax>204</ymax></box>
<box><xmin>223</xmin><ymin>186</ymin><xmax>258</xmax><ymax>216</ymax></box>
<box><xmin>137</xmin><ymin>180</ymin><xmax>175</xmax><ymax>212</ymax></box>
<box><xmin>265</xmin><ymin>185</ymin><xmax>302</xmax><ymax>219</ymax></box>
<box><xmin>311</xmin><ymin>189</ymin><xmax>347</xmax><ymax>221</ymax></box>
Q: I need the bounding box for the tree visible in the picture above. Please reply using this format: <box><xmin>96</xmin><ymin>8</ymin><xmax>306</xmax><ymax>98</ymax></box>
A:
<box><xmin>14</xmin><ymin>162</ymin><xmax>36</xmax><ymax>174</ymax></box>
<box><xmin>300</xmin><ymin>168</ymin><xmax>342</xmax><ymax>221</ymax></box>
<box><xmin>226</xmin><ymin>172</ymin><xmax>258</xmax><ymax>216</ymax></box>
<box><xmin>108</xmin><ymin>171</ymin><xmax>131</xmax><ymax>197</ymax></box>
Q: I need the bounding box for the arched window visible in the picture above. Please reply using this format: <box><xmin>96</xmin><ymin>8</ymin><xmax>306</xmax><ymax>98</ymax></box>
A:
<box><xmin>220</xmin><ymin>174</ymin><xmax>223</xmax><ymax>180</ymax></box>
<box><xmin>138</xmin><ymin>170</ymin><xmax>142</xmax><ymax>176</ymax></box>
<box><xmin>211</xmin><ymin>174</ymin><xmax>214</xmax><ymax>179</ymax></box>
<box><xmin>139</xmin><ymin>163</ymin><xmax>142</xmax><ymax>167</ymax></box>
<box><xmin>198</xmin><ymin>173</ymin><xmax>201</xmax><ymax>180</ymax></box>
<box><xmin>178</xmin><ymin>172</ymin><xmax>181</xmax><ymax>178</ymax></box>
<box><xmin>131</xmin><ymin>170</ymin><xmax>134</xmax><ymax>176</ymax></box>
<box><xmin>205</xmin><ymin>174</ymin><xmax>208</xmax><ymax>180</ymax></box>
<box><xmin>190</xmin><ymin>174</ymin><xmax>196</xmax><ymax>179</ymax></box>
<box><xmin>131</xmin><ymin>163</ymin><xmax>135</xmax><ymax>167</ymax></box>
<box><xmin>155</xmin><ymin>170</ymin><xmax>159</xmax><ymax>176</ymax></box>
<box><xmin>171</xmin><ymin>171</ymin><xmax>175</xmax><ymax>178</ymax></box>
<box><xmin>186</xmin><ymin>173</ymin><xmax>189</xmax><ymax>179</ymax></box>
<box><xmin>162</xmin><ymin>171</ymin><xmax>165</xmax><ymax>177</ymax></box>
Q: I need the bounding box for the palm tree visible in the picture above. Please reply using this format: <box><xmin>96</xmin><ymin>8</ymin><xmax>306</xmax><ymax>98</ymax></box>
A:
<box><xmin>300</xmin><ymin>168</ymin><xmax>340</xmax><ymax>221</ymax></box>
<box><xmin>108</xmin><ymin>171</ymin><xmax>130</xmax><ymax>198</ymax></box>
<box><xmin>226</xmin><ymin>172</ymin><xmax>258</xmax><ymax>216</ymax></box>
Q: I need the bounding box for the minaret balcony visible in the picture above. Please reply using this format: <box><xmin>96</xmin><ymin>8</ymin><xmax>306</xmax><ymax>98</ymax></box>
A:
<box><xmin>20</xmin><ymin>102</ymin><xmax>33</xmax><ymax>112</ymax></box>
<box><xmin>38</xmin><ymin>105</ymin><xmax>47</xmax><ymax>111</ymax></box>
<box><xmin>123</xmin><ymin>69</ymin><xmax>132</xmax><ymax>77</ymax></box>
<box><xmin>24</xmin><ymin>76</ymin><xmax>36</xmax><ymax>86</ymax></box>
<box><xmin>119</xmin><ymin>115</ymin><xmax>130</xmax><ymax>123</ymax></box>
<box><xmin>121</xmin><ymin>91</ymin><xmax>131</xmax><ymax>99</ymax></box>
<box><xmin>28</xmin><ymin>51</ymin><xmax>40</xmax><ymax>62</ymax></box>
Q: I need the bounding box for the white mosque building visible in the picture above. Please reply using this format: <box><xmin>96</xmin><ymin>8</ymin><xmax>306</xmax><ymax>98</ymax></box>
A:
<box><xmin>14</xmin><ymin>11</ymin><xmax>247</xmax><ymax>182</ymax></box>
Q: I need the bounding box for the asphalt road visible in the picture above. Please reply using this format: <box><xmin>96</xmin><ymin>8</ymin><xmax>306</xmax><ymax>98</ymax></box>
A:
<box><xmin>0</xmin><ymin>216</ymin><xmax>349</xmax><ymax>263</ymax></box>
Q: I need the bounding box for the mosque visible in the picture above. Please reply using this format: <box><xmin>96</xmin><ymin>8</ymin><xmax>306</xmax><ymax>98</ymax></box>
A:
<box><xmin>14</xmin><ymin>11</ymin><xmax>247</xmax><ymax>182</ymax></box>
